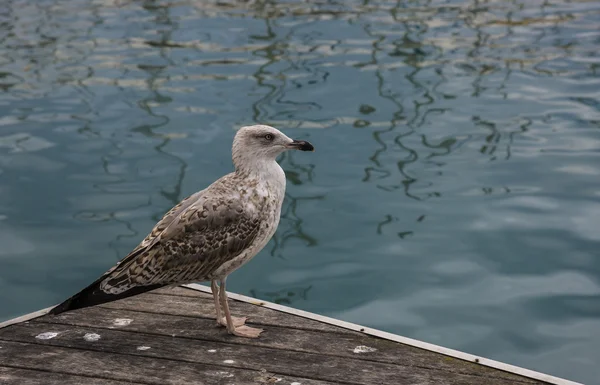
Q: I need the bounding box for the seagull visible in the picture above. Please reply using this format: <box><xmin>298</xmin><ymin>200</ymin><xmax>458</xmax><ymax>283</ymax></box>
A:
<box><xmin>50</xmin><ymin>125</ymin><xmax>315</xmax><ymax>338</ymax></box>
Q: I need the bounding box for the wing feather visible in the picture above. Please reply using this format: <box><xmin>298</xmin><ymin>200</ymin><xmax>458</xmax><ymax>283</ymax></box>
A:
<box><xmin>100</xmin><ymin>192</ymin><xmax>262</xmax><ymax>294</ymax></box>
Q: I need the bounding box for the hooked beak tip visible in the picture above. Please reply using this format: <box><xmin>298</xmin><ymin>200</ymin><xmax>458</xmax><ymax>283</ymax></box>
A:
<box><xmin>288</xmin><ymin>139</ymin><xmax>315</xmax><ymax>152</ymax></box>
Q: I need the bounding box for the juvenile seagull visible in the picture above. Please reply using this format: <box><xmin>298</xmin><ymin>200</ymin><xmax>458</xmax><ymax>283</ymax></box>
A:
<box><xmin>50</xmin><ymin>125</ymin><xmax>314</xmax><ymax>338</ymax></box>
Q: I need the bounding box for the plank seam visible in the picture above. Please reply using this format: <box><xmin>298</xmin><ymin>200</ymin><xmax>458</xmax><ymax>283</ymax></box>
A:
<box><xmin>0</xmin><ymin>363</ymin><xmax>152</xmax><ymax>385</ymax></box>
<box><xmin>0</xmin><ymin>285</ymin><xmax>582</xmax><ymax>385</ymax></box>
<box><xmin>0</xmin><ymin>339</ymin><xmax>347</xmax><ymax>385</ymax></box>
<box><xmin>26</xmin><ymin>318</ymin><xmax>537</xmax><ymax>383</ymax></box>
<box><xmin>183</xmin><ymin>283</ymin><xmax>583</xmax><ymax>385</ymax></box>
<box><xmin>96</xmin><ymin>302</ymin><xmax>356</xmax><ymax>336</ymax></box>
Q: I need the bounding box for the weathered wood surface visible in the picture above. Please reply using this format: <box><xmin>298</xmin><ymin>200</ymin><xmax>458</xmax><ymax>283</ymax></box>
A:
<box><xmin>0</xmin><ymin>286</ymin><xmax>549</xmax><ymax>385</ymax></box>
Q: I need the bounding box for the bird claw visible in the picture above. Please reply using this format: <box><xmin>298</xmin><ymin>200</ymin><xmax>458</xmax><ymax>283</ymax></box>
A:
<box><xmin>230</xmin><ymin>325</ymin><xmax>264</xmax><ymax>338</ymax></box>
<box><xmin>218</xmin><ymin>316</ymin><xmax>247</xmax><ymax>328</ymax></box>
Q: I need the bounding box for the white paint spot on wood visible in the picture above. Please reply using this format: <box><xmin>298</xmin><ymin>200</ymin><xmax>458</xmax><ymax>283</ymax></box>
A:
<box><xmin>353</xmin><ymin>345</ymin><xmax>377</xmax><ymax>354</ymax></box>
<box><xmin>35</xmin><ymin>332</ymin><xmax>58</xmax><ymax>340</ymax></box>
<box><xmin>137</xmin><ymin>346</ymin><xmax>151</xmax><ymax>351</ymax></box>
<box><xmin>291</xmin><ymin>382</ymin><xmax>302</xmax><ymax>385</ymax></box>
<box><xmin>83</xmin><ymin>333</ymin><xmax>101</xmax><ymax>342</ymax></box>
<box><xmin>207</xmin><ymin>370</ymin><xmax>235</xmax><ymax>379</ymax></box>
<box><xmin>207</xmin><ymin>349</ymin><xmax>217</xmax><ymax>353</ymax></box>
<box><xmin>113</xmin><ymin>318</ymin><xmax>133</xmax><ymax>326</ymax></box>
<box><xmin>223</xmin><ymin>359</ymin><xmax>235</xmax><ymax>364</ymax></box>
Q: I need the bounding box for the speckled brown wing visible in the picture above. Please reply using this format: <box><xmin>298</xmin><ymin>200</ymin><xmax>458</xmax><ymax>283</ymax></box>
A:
<box><xmin>99</xmin><ymin>194</ymin><xmax>263</xmax><ymax>294</ymax></box>
<box><xmin>137</xmin><ymin>191</ymin><xmax>204</xmax><ymax>253</ymax></box>
<box><xmin>100</xmin><ymin>191</ymin><xmax>203</xmax><ymax>278</ymax></box>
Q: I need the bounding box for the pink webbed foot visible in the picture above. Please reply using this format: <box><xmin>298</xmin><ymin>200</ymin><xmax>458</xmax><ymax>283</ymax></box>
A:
<box><xmin>230</xmin><ymin>325</ymin><xmax>264</xmax><ymax>338</ymax></box>
<box><xmin>218</xmin><ymin>316</ymin><xmax>247</xmax><ymax>328</ymax></box>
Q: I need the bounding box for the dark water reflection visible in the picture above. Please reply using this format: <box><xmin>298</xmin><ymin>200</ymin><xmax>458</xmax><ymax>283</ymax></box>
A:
<box><xmin>1</xmin><ymin>0</ymin><xmax>599</xmax><ymax>383</ymax></box>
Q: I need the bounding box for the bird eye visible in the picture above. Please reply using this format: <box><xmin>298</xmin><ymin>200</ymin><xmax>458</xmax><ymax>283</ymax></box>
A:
<box><xmin>264</xmin><ymin>134</ymin><xmax>273</xmax><ymax>141</ymax></box>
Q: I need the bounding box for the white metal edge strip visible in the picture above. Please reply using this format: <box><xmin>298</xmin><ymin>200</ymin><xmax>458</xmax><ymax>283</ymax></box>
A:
<box><xmin>183</xmin><ymin>283</ymin><xmax>584</xmax><ymax>385</ymax></box>
<box><xmin>0</xmin><ymin>306</ymin><xmax>53</xmax><ymax>329</ymax></box>
<box><xmin>0</xmin><ymin>285</ymin><xmax>584</xmax><ymax>385</ymax></box>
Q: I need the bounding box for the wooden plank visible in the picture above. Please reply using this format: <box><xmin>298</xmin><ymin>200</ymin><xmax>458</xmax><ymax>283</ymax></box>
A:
<box><xmin>36</xmin><ymin>305</ymin><xmax>538</xmax><ymax>383</ymax></box>
<box><xmin>0</xmin><ymin>288</ymin><xmax>199</xmax><ymax>330</ymax></box>
<box><xmin>0</xmin><ymin>366</ymin><xmax>142</xmax><ymax>385</ymax></box>
<box><xmin>100</xmin><ymin>291</ymin><xmax>349</xmax><ymax>334</ymax></box>
<box><xmin>0</xmin><ymin>340</ymin><xmax>335</xmax><ymax>385</ymax></box>
<box><xmin>0</xmin><ymin>322</ymin><xmax>532</xmax><ymax>385</ymax></box>
<box><xmin>0</xmin><ymin>285</ymin><xmax>566</xmax><ymax>385</ymax></box>
<box><xmin>185</xmin><ymin>284</ymin><xmax>575</xmax><ymax>385</ymax></box>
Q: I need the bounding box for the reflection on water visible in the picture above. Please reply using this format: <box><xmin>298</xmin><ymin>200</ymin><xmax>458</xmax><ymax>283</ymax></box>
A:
<box><xmin>249</xmin><ymin>285</ymin><xmax>313</xmax><ymax>306</ymax></box>
<box><xmin>1</xmin><ymin>0</ymin><xmax>600</xmax><ymax>383</ymax></box>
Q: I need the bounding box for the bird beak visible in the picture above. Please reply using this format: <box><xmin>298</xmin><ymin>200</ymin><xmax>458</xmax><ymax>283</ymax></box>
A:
<box><xmin>286</xmin><ymin>139</ymin><xmax>315</xmax><ymax>152</ymax></box>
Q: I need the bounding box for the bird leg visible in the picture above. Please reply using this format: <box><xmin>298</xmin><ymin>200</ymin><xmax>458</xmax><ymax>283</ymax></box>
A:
<box><xmin>213</xmin><ymin>279</ymin><xmax>246</xmax><ymax>328</ymax></box>
<box><xmin>219</xmin><ymin>278</ymin><xmax>263</xmax><ymax>338</ymax></box>
<box><xmin>210</xmin><ymin>280</ymin><xmax>223</xmax><ymax>326</ymax></box>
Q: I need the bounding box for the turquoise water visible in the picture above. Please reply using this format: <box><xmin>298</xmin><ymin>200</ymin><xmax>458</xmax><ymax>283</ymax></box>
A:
<box><xmin>1</xmin><ymin>0</ymin><xmax>599</xmax><ymax>383</ymax></box>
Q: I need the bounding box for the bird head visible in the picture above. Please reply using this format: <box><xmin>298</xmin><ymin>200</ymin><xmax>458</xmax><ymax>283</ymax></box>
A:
<box><xmin>232</xmin><ymin>125</ymin><xmax>314</xmax><ymax>170</ymax></box>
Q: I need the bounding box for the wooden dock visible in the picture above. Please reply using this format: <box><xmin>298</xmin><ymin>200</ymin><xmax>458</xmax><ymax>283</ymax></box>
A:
<box><xmin>0</xmin><ymin>284</ymin><xmax>581</xmax><ymax>385</ymax></box>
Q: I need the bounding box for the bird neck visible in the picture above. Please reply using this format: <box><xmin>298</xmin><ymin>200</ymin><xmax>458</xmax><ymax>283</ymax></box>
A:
<box><xmin>234</xmin><ymin>157</ymin><xmax>279</xmax><ymax>178</ymax></box>
<box><xmin>234</xmin><ymin>158</ymin><xmax>286</xmax><ymax>198</ymax></box>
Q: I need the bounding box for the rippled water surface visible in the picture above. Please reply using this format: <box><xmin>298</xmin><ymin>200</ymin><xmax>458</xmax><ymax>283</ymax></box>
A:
<box><xmin>1</xmin><ymin>0</ymin><xmax>599</xmax><ymax>383</ymax></box>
